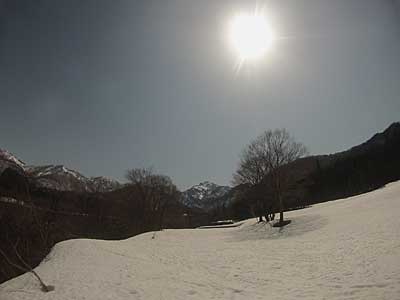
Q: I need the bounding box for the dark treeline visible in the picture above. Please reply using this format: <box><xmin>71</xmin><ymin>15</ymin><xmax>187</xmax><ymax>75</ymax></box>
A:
<box><xmin>309</xmin><ymin>124</ymin><xmax>400</xmax><ymax>203</ymax></box>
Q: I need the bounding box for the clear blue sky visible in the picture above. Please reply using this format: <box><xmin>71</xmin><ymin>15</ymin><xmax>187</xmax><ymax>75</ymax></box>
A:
<box><xmin>0</xmin><ymin>0</ymin><xmax>399</xmax><ymax>189</ymax></box>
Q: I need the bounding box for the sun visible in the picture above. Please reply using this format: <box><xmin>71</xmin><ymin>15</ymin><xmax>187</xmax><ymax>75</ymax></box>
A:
<box><xmin>229</xmin><ymin>13</ymin><xmax>274</xmax><ymax>62</ymax></box>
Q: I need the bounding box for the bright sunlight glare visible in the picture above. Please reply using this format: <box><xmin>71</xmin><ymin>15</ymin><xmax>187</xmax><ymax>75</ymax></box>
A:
<box><xmin>229</xmin><ymin>13</ymin><xmax>274</xmax><ymax>62</ymax></box>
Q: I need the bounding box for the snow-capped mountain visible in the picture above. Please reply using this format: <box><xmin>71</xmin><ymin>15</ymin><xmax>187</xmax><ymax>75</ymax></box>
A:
<box><xmin>181</xmin><ymin>181</ymin><xmax>231</xmax><ymax>210</ymax></box>
<box><xmin>0</xmin><ymin>149</ymin><xmax>25</xmax><ymax>174</ymax></box>
<box><xmin>26</xmin><ymin>165</ymin><xmax>122</xmax><ymax>193</ymax></box>
<box><xmin>0</xmin><ymin>148</ymin><xmax>121</xmax><ymax>193</ymax></box>
<box><xmin>25</xmin><ymin>165</ymin><xmax>92</xmax><ymax>192</ymax></box>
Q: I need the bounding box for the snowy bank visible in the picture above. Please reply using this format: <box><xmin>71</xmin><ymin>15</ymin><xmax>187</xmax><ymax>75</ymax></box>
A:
<box><xmin>1</xmin><ymin>181</ymin><xmax>400</xmax><ymax>299</ymax></box>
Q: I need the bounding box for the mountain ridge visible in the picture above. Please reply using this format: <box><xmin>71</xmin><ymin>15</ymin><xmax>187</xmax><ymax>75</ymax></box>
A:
<box><xmin>181</xmin><ymin>181</ymin><xmax>231</xmax><ymax>210</ymax></box>
<box><xmin>0</xmin><ymin>150</ymin><xmax>121</xmax><ymax>193</ymax></box>
<box><xmin>1</xmin><ymin>122</ymin><xmax>399</xmax><ymax>195</ymax></box>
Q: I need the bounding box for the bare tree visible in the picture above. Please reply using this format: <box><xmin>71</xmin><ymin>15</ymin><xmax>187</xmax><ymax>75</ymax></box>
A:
<box><xmin>0</xmin><ymin>183</ymin><xmax>54</xmax><ymax>291</ymax></box>
<box><xmin>125</xmin><ymin>168</ymin><xmax>179</xmax><ymax>231</ymax></box>
<box><xmin>233</xmin><ymin>129</ymin><xmax>308</xmax><ymax>226</ymax></box>
<box><xmin>233</xmin><ymin>138</ymin><xmax>271</xmax><ymax>222</ymax></box>
<box><xmin>233</xmin><ymin>138</ymin><xmax>270</xmax><ymax>186</ymax></box>
<box><xmin>0</xmin><ymin>243</ymin><xmax>54</xmax><ymax>292</ymax></box>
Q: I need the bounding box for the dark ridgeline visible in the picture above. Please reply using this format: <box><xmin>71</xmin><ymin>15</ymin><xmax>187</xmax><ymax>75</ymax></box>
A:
<box><xmin>229</xmin><ymin>122</ymin><xmax>400</xmax><ymax>220</ymax></box>
<box><xmin>0</xmin><ymin>122</ymin><xmax>399</xmax><ymax>283</ymax></box>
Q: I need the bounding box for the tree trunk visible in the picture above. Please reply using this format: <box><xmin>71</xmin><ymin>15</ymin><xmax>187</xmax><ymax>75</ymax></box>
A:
<box><xmin>278</xmin><ymin>191</ymin><xmax>284</xmax><ymax>223</ymax></box>
<box><xmin>276</xmin><ymin>173</ymin><xmax>284</xmax><ymax>224</ymax></box>
<box><xmin>158</xmin><ymin>208</ymin><xmax>166</xmax><ymax>231</ymax></box>
<box><xmin>264</xmin><ymin>214</ymin><xmax>269</xmax><ymax>222</ymax></box>
<box><xmin>279</xmin><ymin>210</ymin><xmax>284</xmax><ymax>223</ymax></box>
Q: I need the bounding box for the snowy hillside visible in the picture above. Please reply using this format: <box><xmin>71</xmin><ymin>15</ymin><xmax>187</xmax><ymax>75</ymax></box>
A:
<box><xmin>181</xmin><ymin>181</ymin><xmax>231</xmax><ymax>209</ymax></box>
<box><xmin>25</xmin><ymin>165</ymin><xmax>93</xmax><ymax>192</ymax></box>
<box><xmin>26</xmin><ymin>165</ymin><xmax>121</xmax><ymax>192</ymax></box>
<box><xmin>1</xmin><ymin>181</ymin><xmax>400</xmax><ymax>299</ymax></box>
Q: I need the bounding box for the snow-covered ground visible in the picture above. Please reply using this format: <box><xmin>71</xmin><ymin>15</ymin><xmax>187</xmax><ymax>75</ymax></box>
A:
<box><xmin>1</xmin><ymin>181</ymin><xmax>400</xmax><ymax>299</ymax></box>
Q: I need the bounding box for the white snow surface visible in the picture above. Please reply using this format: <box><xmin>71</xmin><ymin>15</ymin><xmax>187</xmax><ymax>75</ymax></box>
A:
<box><xmin>1</xmin><ymin>181</ymin><xmax>400</xmax><ymax>299</ymax></box>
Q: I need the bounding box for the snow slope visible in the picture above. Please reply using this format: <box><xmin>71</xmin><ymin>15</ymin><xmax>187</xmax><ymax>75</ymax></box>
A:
<box><xmin>1</xmin><ymin>181</ymin><xmax>400</xmax><ymax>299</ymax></box>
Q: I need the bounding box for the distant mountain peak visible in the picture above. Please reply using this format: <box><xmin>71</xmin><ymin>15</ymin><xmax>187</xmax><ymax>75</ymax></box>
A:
<box><xmin>181</xmin><ymin>181</ymin><xmax>231</xmax><ymax>209</ymax></box>
<box><xmin>0</xmin><ymin>149</ymin><xmax>26</xmax><ymax>177</ymax></box>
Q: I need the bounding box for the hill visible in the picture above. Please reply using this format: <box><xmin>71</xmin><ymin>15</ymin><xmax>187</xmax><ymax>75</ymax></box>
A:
<box><xmin>231</xmin><ymin>122</ymin><xmax>400</xmax><ymax>219</ymax></box>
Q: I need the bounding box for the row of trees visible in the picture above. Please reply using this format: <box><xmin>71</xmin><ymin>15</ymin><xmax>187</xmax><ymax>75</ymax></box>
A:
<box><xmin>0</xmin><ymin>167</ymin><xmax>183</xmax><ymax>285</ymax></box>
<box><xmin>125</xmin><ymin>168</ymin><xmax>180</xmax><ymax>231</ymax></box>
<box><xmin>124</xmin><ymin>128</ymin><xmax>309</xmax><ymax>228</ymax></box>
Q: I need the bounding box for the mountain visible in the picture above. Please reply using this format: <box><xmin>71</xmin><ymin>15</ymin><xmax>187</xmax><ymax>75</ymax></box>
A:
<box><xmin>25</xmin><ymin>165</ymin><xmax>92</xmax><ymax>192</ymax></box>
<box><xmin>0</xmin><ymin>149</ymin><xmax>121</xmax><ymax>193</ymax></box>
<box><xmin>340</xmin><ymin>121</ymin><xmax>400</xmax><ymax>157</ymax></box>
<box><xmin>181</xmin><ymin>181</ymin><xmax>231</xmax><ymax>210</ymax></box>
<box><xmin>283</xmin><ymin>121</ymin><xmax>400</xmax><ymax>198</ymax></box>
<box><xmin>0</xmin><ymin>149</ymin><xmax>25</xmax><ymax>174</ymax></box>
<box><xmin>307</xmin><ymin>121</ymin><xmax>400</xmax><ymax>201</ymax></box>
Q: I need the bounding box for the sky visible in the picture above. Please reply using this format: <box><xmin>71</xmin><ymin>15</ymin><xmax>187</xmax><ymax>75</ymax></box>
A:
<box><xmin>0</xmin><ymin>0</ymin><xmax>399</xmax><ymax>190</ymax></box>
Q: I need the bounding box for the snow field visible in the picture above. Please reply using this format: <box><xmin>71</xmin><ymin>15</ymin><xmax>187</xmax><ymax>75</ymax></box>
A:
<box><xmin>1</xmin><ymin>181</ymin><xmax>400</xmax><ymax>299</ymax></box>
